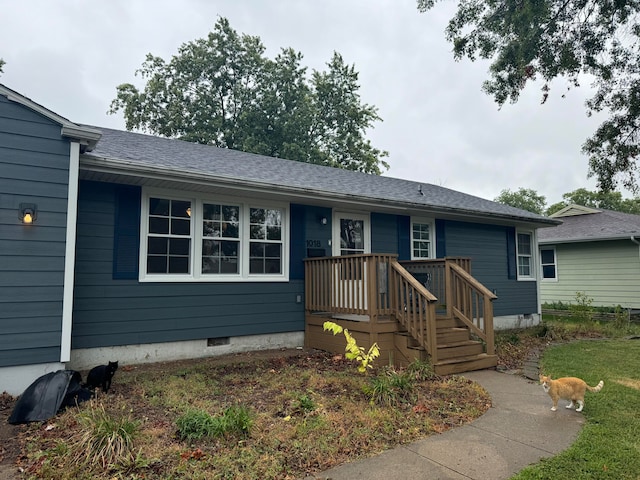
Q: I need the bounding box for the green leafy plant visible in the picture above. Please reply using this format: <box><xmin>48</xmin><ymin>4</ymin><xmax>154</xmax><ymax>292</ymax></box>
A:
<box><xmin>569</xmin><ymin>291</ymin><xmax>595</xmax><ymax>323</ymax></box>
<box><xmin>176</xmin><ymin>405</ymin><xmax>253</xmax><ymax>441</ymax></box>
<box><xmin>363</xmin><ymin>368</ymin><xmax>415</xmax><ymax>407</ymax></box>
<box><xmin>323</xmin><ymin>321</ymin><xmax>380</xmax><ymax>373</ymax></box>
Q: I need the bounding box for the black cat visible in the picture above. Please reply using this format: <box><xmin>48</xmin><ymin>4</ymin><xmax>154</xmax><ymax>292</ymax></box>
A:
<box><xmin>85</xmin><ymin>361</ymin><xmax>119</xmax><ymax>393</ymax></box>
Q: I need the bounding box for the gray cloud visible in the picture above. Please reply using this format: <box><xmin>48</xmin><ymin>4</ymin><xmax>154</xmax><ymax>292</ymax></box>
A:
<box><xmin>0</xmin><ymin>0</ymin><xmax>611</xmax><ymax>205</ymax></box>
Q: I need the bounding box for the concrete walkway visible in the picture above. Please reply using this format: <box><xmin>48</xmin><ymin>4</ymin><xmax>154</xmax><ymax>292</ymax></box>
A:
<box><xmin>307</xmin><ymin>370</ymin><xmax>585</xmax><ymax>480</ymax></box>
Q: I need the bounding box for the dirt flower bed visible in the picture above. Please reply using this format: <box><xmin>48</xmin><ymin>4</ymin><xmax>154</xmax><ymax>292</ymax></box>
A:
<box><xmin>3</xmin><ymin>349</ymin><xmax>491</xmax><ymax>480</ymax></box>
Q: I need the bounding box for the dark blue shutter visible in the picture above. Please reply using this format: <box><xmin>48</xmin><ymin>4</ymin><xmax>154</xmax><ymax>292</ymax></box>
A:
<box><xmin>113</xmin><ymin>185</ymin><xmax>141</xmax><ymax>280</ymax></box>
<box><xmin>435</xmin><ymin>219</ymin><xmax>446</xmax><ymax>258</ymax></box>
<box><xmin>289</xmin><ymin>204</ymin><xmax>305</xmax><ymax>280</ymax></box>
<box><xmin>506</xmin><ymin>227</ymin><xmax>516</xmax><ymax>280</ymax></box>
<box><xmin>397</xmin><ymin>215</ymin><xmax>410</xmax><ymax>261</ymax></box>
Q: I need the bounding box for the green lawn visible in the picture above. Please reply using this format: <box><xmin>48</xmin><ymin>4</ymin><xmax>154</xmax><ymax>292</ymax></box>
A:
<box><xmin>512</xmin><ymin>338</ymin><xmax>640</xmax><ymax>479</ymax></box>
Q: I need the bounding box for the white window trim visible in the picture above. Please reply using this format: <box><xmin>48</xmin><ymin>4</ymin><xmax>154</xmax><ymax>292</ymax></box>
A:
<box><xmin>331</xmin><ymin>211</ymin><xmax>371</xmax><ymax>256</ymax></box>
<box><xmin>410</xmin><ymin>217</ymin><xmax>435</xmax><ymax>260</ymax></box>
<box><xmin>139</xmin><ymin>188</ymin><xmax>289</xmax><ymax>282</ymax></box>
<box><xmin>540</xmin><ymin>246</ymin><xmax>558</xmax><ymax>282</ymax></box>
<box><xmin>516</xmin><ymin>230</ymin><xmax>536</xmax><ymax>281</ymax></box>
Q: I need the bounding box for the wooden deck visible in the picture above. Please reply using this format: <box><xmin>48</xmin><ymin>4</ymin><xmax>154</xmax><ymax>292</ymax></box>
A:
<box><xmin>304</xmin><ymin>255</ymin><xmax>498</xmax><ymax>375</ymax></box>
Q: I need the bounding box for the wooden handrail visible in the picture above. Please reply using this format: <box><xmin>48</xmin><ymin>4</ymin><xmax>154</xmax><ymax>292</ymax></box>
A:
<box><xmin>447</xmin><ymin>262</ymin><xmax>496</xmax><ymax>355</ymax></box>
<box><xmin>389</xmin><ymin>260</ymin><xmax>439</xmax><ymax>361</ymax></box>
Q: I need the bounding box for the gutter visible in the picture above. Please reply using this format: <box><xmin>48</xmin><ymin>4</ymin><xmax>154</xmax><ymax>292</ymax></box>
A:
<box><xmin>631</xmin><ymin>236</ymin><xmax>640</xmax><ymax>261</ymax></box>
<box><xmin>80</xmin><ymin>154</ymin><xmax>558</xmax><ymax>228</ymax></box>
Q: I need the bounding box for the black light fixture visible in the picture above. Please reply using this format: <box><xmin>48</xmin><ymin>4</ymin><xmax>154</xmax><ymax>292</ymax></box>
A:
<box><xmin>19</xmin><ymin>203</ymin><xmax>37</xmax><ymax>224</ymax></box>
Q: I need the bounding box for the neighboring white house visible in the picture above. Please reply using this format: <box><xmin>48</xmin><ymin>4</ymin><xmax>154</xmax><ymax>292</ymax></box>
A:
<box><xmin>538</xmin><ymin>204</ymin><xmax>640</xmax><ymax>309</ymax></box>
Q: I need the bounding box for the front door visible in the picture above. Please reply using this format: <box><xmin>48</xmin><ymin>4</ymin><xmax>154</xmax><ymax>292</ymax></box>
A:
<box><xmin>332</xmin><ymin>213</ymin><xmax>370</xmax><ymax>314</ymax></box>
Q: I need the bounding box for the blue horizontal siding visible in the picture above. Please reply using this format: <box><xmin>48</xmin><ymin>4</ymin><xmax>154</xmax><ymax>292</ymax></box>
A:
<box><xmin>72</xmin><ymin>180</ymin><xmax>306</xmax><ymax>350</ymax></box>
<box><xmin>442</xmin><ymin>220</ymin><xmax>538</xmax><ymax>316</ymax></box>
<box><xmin>0</xmin><ymin>95</ymin><xmax>69</xmax><ymax>367</ymax></box>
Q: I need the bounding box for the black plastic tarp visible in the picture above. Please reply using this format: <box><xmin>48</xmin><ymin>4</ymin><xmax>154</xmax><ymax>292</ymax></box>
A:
<box><xmin>8</xmin><ymin>370</ymin><xmax>91</xmax><ymax>424</ymax></box>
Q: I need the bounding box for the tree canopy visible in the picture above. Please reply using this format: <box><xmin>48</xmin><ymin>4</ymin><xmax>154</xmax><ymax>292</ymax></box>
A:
<box><xmin>493</xmin><ymin>186</ymin><xmax>640</xmax><ymax>215</ymax></box>
<box><xmin>546</xmin><ymin>188</ymin><xmax>640</xmax><ymax>215</ymax></box>
<box><xmin>494</xmin><ymin>188</ymin><xmax>546</xmax><ymax>214</ymax></box>
<box><xmin>110</xmin><ymin>17</ymin><xmax>388</xmax><ymax>174</ymax></box>
<box><xmin>0</xmin><ymin>59</ymin><xmax>5</xmax><ymax>75</ymax></box>
<box><xmin>418</xmin><ymin>1</ymin><xmax>640</xmax><ymax>193</ymax></box>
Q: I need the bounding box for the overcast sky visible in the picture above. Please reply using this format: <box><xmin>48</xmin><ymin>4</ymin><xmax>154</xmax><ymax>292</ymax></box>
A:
<box><xmin>1</xmin><ymin>0</ymin><xmax>615</xmax><ymax>205</ymax></box>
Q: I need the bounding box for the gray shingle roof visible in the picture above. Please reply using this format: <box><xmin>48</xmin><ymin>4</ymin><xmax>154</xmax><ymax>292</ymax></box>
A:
<box><xmin>538</xmin><ymin>208</ymin><xmax>640</xmax><ymax>243</ymax></box>
<box><xmin>83</xmin><ymin>126</ymin><xmax>556</xmax><ymax>225</ymax></box>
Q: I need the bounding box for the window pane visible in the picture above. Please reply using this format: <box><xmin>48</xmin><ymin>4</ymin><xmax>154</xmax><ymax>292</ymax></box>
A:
<box><xmin>149</xmin><ymin>217</ymin><xmax>169</xmax><ymax>234</ymax></box>
<box><xmin>149</xmin><ymin>198</ymin><xmax>169</xmax><ymax>216</ymax></box>
<box><xmin>148</xmin><ymin>237</ymin><xmax>168</xmax><ymax>254</ymax></box>
<box><xmin>147</xmin><ymin>256</ymin><xmax>167</xmax><ymax>273</ymax></box>
<box><xmin>541</xmin><ymin>249</ymin><xmax>554</xmax><ymax>264</ymax></box>
<box><xmin>169</xmin><ymin>256</ymin><xmax>189</xmax><ymax>274</ymax></box>
<box><xmin>202</xmin><ymin>257</ymin><xmax>220</xmax><ymax>274</ymax></box>
<box><xmin>222</xmin><ymin>221</ymin><xmax>239</xmax><ymax>238</ymax></box>
<box><xmin>543</xmin><ymin>265</ymin><xmax>556</xmax><ymax>278</ymax></box>
<box><xmin>171</xmin><ymin>218</ymin><xmax>190</xmax><ymax>236</ymax></box>
<box><xmin>171</xmin><ymin>200</ymin><xmax>191</xmax><ymax>219</ymax></box>
<box><xmin>169</xmin><ymin>238</ymin><xmax>190</xmax><ymax>255</ymax></box>
<box><xmin>203</xmin><ymin>203</ymin><xmax>220</xmax><ymax>220</ymax></box>
<box><xmin>250</xmin><ymin>242</ymin><xmax>265</xmax><ymax>256</ymax></box>
<box><xmin>203</xmin><ymin>221</ymin><xmax>221</xmax><ymax>237</ymax></box>
<box><xmin>250</xmin><ymin>208</ymin><xmax>265</xmax><ymax>224</ymax></box>
<box><xmin>250</xmin><ymin>225</ymin><xmax>265</xmax><ymax>240</ymax></box>
<box><xmin>221</xmin><ymin>258</ymin><xmax>238</xmax><ymax>274</ymax></box>
<box><xmin>517</xmin><ymin>233</ymin><xmax>531</xmax><ymax>255</ymax></box>
<box><xmin>221</xmin><ymin>240</ymin><xmax>238</xmax><ymax>257</ymax></box>
<box><xmin>518</xmin><ymin>257</ymin><xmax>531</xmax><ymax>276</ymax></box>
<box><xmin>223</xmin><ymin>206</ymin><xmax>239</xmax><ymax>222</ymax></box>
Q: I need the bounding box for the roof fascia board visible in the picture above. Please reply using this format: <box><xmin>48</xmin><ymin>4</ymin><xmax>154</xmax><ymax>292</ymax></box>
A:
<box><xmin>81</xmin><ymin>154</ymin><xmax>558</xmax><ymax>227</ymax></box>
<box><xmin>539</xmin><ymin>235</ymin><xmax>633</xmax><ymax>244</ymax></box>
<box><xmin>0</xmin><ymin>84</ymin><xmax>101</xmax><ymax>149</ymax></box>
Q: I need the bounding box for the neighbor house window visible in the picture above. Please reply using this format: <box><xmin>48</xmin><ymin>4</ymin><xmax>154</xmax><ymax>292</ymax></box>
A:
<box><xmin>540</xmin><ymin>247</ymin><xmax>557</xmax><ymax>281</ymax></box>
<box><xmin>517</xmin><ymin>231</ymin><xmax>534</xmax><ymax>279</ymax></box>
<box><xmin>411</xmin><ymin>218</ymin><xmax>434</xmax><ymax>259</ymax></box>
<box><xmin>140</xmin><ymin>190</ymin><xmax>288</xmax><ymax>282</ymax></box>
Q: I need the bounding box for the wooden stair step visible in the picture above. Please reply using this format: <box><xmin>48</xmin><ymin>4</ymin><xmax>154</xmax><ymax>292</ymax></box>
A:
<box><xmin>436</xmin><ymin>340</ymin><xmax>484</xmax><ymax>360</ymax></box>
<box><xmin>434</xmin><ymin>353</ymin><xmax>498</xmax><ymax>375</ymax></box>
<box><xmin>436</xmin><ymin>327</ymin><xmax>470</xmax><ymax>343</ymax></box>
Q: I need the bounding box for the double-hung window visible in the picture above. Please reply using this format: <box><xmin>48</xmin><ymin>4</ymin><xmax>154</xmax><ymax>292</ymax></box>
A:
<box><xmin>411</xmin><ymin>218</ymin><xmax>434</xmax><ymax>259</ymax></box>
<box><xmin>540</xmin><ymin>247</ymin><xmax>557</xmax><ymax>281</ymax></box>
<box><xmin>516</xmin><ymin>231</ymin><xmax>534</xmax><ymax>279</ymax></box>
<box><xmin>140</xmin><ymin>190</ymin><xmax>288</xmax><ymax>282</ymax></box>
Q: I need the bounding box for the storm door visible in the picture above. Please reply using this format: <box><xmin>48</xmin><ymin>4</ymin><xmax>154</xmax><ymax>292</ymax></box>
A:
<box><xmin>331</xmin><ymin>213</ymin><xmax>371</xmax><ymax>314</ymax></box>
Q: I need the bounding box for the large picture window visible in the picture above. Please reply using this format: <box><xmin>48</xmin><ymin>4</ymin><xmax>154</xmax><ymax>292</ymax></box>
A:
<box><xmin>140</xmin><ymin>190</ymin><xmax>288</xmax><ymax>282</ymax></box>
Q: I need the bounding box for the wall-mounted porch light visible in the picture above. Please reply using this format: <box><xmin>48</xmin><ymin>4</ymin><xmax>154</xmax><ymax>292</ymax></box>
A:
<box><xmin>319</xmin><ymin>216</ymin><xmax>328</xmax><ymax>225</ymax></box>
<box><xmin>19</xmin><ymin>203</ymin><xmax>37</xmax><ymax>224</ymax></box>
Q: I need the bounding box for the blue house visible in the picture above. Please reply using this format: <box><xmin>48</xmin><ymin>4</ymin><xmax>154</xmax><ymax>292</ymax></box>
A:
<box><xmin>0</xmin><ymin>83</ymin><xmax>558</xmax><ymax>394</ymax></box>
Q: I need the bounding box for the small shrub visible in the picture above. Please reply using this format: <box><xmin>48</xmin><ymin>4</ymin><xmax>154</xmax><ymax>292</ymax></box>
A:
<box><xmin>294</xmin><ymin>393</ymin><xmax>317</xmax><ymax>414</ymax></box>
<box><xmin>569</xmin><ymin>291</ymin><xmax>595</xmax><ymax>322</ymax></box>
<box><xmin>323</xmin><ymin>321</ymin><xmax>380</xmax><ymax>373</ymax></box>
<box><xmin>68</xmin><ymin>402</ymin><xmax>140</xmax><ymax>469</ymax></box>
<box><xmin>406</xmin><ymin>358</ymin><xmax>436</xmax><ymax>381</ymax></box>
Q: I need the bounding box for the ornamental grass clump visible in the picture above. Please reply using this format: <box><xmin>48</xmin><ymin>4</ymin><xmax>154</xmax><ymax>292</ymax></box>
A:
<box><xmin>176</xmin><ymin>405</ymin><xmax>253</xmax><ymax>441</ymax></box>
<box><xmin>68</xmin><ymin>401</ymin><xmax>140</xmax><ymax>469</ymax></box>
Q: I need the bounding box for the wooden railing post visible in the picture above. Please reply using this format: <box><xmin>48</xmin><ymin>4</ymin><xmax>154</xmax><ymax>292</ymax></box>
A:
<box><xmin>484</xmin><ymin>298</ymin><xmax>495</xmax><ymax>355</ymax></box>
<box><xmin>445</xmin><ymin>260</ymin><xmax>453</xmax><ymax>318</ymax></box>
<box><xmin>367</xmin><ymin>255</ymin><xmax>378</xmax><ymax>323</ymax></box>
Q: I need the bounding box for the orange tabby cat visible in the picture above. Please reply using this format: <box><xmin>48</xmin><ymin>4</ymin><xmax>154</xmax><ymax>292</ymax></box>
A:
<box><xmin>539</xmin><ymin>375</ymin><xmax>603</xmax><ymax>412</ymax></box>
